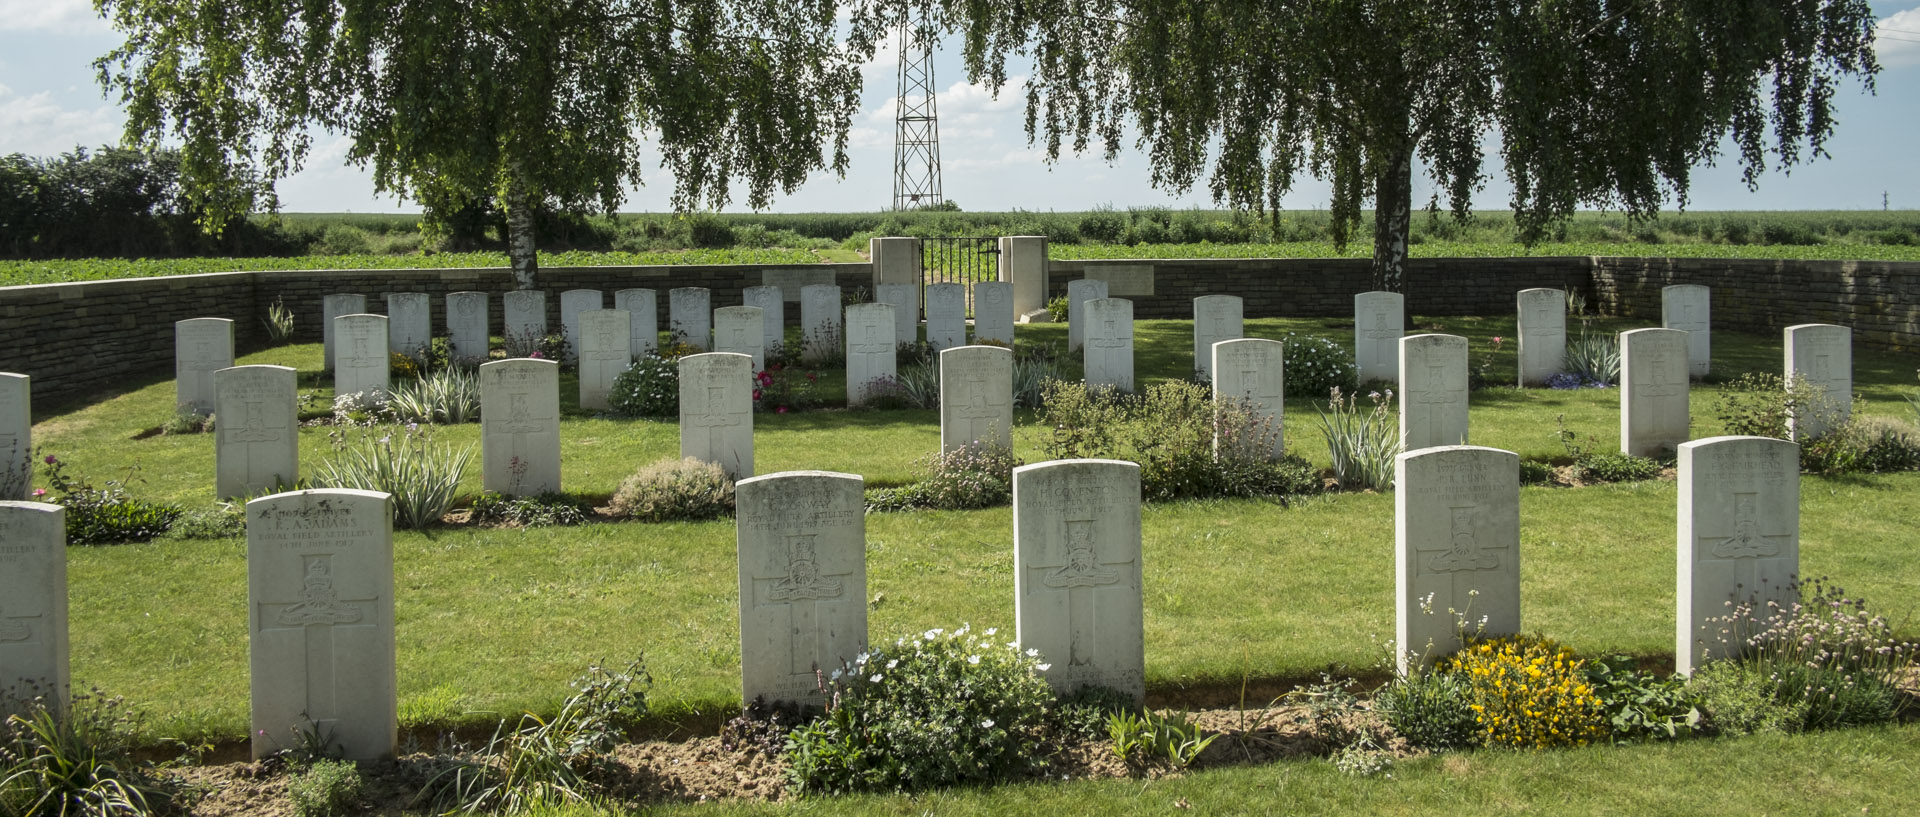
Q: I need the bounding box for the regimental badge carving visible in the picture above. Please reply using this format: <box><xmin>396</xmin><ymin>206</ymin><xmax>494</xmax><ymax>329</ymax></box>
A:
<box><xmin>1044</xmin><ymin>521</ymin><xmax>1120</xmax><ymax>589</ymax></box>
<box><xmin>767</xmin><ymin>534</ymin><xmax>843</xmax><ymax>601</ymax></box>
<box><xmin>276</xmin><ymin>555</ymin><xmax>365</xmax><ymax>626</ymax></box>
<box><xmin>1428</xmin><ymin>506</ymin><xmax>1501</xmax><ymax>572</ymax></box>
<box><xmin>1711</xmin><ymin>493</ymin><xmax>1788</xmax><ymax>559</ymax></box>
<box><xmin>0</xmin><ymin>604</ymin><xmax>31</xmax><ymax>642</ymax></box>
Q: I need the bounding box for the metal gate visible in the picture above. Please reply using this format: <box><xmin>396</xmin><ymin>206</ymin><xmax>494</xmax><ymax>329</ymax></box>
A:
<box><xmin>922</xmin><ymin>237</ymin><xmax>999</xmax><ymax>286</ymax></box>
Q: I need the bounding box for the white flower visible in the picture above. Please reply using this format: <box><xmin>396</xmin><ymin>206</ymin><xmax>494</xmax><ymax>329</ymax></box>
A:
<box><xmin>886</xmin><ymin>659</ymin><xmax>899</xmax><ymax>669</ymax></box>
<box><xmin>1026</xmin><ymin>648</ymin><xmax>1040</xmax><ymax>657</ymax></box>
<box><xmin>1037</xmin><ymin>663</ymin><xmax>1052</xmax><ymax>671</ymax></box>
<box><xmin>831</xmin><ymin>669</ymin><xmax>843</xmax><ymax>680</ymax></box>
<box><xmin>924</xmin><ymin>628</ymin><xmax>942</xmax><ymax>639</ymax></box>
<box><xmin>985</xmin><ymin>627</ymin><xmax>998</xmax><ymax>636</ymax></box>
<box><xmin>980</xmin><ymin>719</ymin><xmax>995</xmax><ymax>729</ymax></box>
<box><xmin>968</xmin><ymin>655</ymin><xmax>981</xmax><ymax>665</ymax></box>
<box><xmin>870</xmin><ymin>673</ymin><xmax>883</xmax><ymax>683</ymax></box>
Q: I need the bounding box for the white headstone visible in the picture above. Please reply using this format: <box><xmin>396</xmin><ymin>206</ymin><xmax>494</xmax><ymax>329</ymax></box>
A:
<box><xmin>1516</xmin><ymin>288</ymin><xmax>1567</xmax><ymax>387</ymax></box>
<box><xmin>1676</xmin><ymin>436</ymin><xmax>1800</xmax><ymax>676</ymax></box>
<box><xmin>1083</xmin><ymin>298</ymin><xmax>1134</xmax><ymax>392</ymax></box>
<box><xmin>875</xmin><ymin>282</ymin><xmax>920</xmax><ymax>346</ymax></box>
<box><xmin>1013</xmin><ymin>459</ymin><xmax>1144</xmax><ymax>702</ymax></box>
<box><xmin>736</xmin><ymin>471</ymin><xmax>867</xmax><ymax>706</ymax></box>
<box><xmin>670</xmin><ymin>288</ymin><xmax>712</xmax><ymax>352</ymax></box>
<box><xmin>1661</xmin><ymin>284</ymin><xmax>1712</xmax><ymax>379</ymax></box>
<box><xmin>679</xmin><ymin>353</ymin><xmax>754</xmax><ymax>480</ymax></box>
<box><xmin>246</xmin><ymin>489</ymin><xmax>396</xmax><ymax>761</ymax></box>
<box><xmin>1395</xmin><ymin>445</ymin><xmax>1521</xmax><ymax>674</ymax></box>
<box><xmin>216</xmin><ymin>365</ymin><xmax>300</xmax><ymax>499</ymax></box>
<box><xmin>1620</xmin><ymin>328</ymin><xmax>1691</xmax><ymax>457</ymax></box>
<box><xmin>1066</xmin><ymin>279</ymin><xmax>1110</xmax><ymax>351</ymax></box>
<box><xmin>972</xmin><ymin>281</ymin><xmax>1016</xmax><ymax>346</ymax></box>
<box><xmin>445</xmin><ymin>292</ymin><xmax>490</xmax><ymax>365</ymax></box>
<box><xmin>175</xmin><ymin>318</ymin><xmax>234</xmax><ymax>415</ymax></box>
<box><xmin>845</xmin><ymin>304</ymin><xmax>898</xmax><ymax>407</ymax></box>
<box><xmin>559</xmin><ymin>289</ymin><xmax>603</xmax><ymax>364</ymax></box>
<box><xmin>577</xmin><ymin>309</ymin><xmax>633</xmax><ymax>411</ymax></box>
<box><xmin>924</xmin><ymin>283</ymin><xmax>968</xmax><ymax>351</ymax></box>
<box><xmin>1211</xmin><ymin>338</ymin><xmax>1285</xmax><ymax>461</ymax></box>
<box><xmin>0</xmin><ymin>502</ymin><xmax>66</xmax><ymax>703</ymax></box>
<box><xmin>1192</xmin><ymin>295</ymin><xmax>1244</xmax><ymax>381</ymax></box>
<box><xmin>479</xmin><ymin>359</ymin><xmax>561</xmax><ymax>496</ymax></box>
<box><xmin>384</xmin><ymin>292</ymin><xmax>431</xmax><ymax>358</ymax></box>
<box><xmin>870</xmin><ymin>237</ymin><xmax>922</xmax><ymax>287</ymax></box>
<box><xmin>940</xmin><ymin>346</ymin><xmax>1014</xmax><ymax>453</ymax></box>
<box><xmin>613</xmin><ymin>289</ymin><xmax>659</xmax><ymax>358</ymax></box>
<box><xmin>1355</xmin><ymin>291</ymin><xmax>1405</xmax><ymax>384</ymax></box>
<box><xmin>333</xmin><ymin>314</ymin><xmax>390</xmax><ymax>399</ymax></box>
<box><xmin>1784</xmin><ymin>323</ymin><xmax>1853</xmax><ymax>439</ymax></box>
<box><xmin>322</xmin><ymin>294</ymin><xmax>367</xmax><ymax>370</ymax></box>
<box><xmin>714</xmin><ymin>306</ymin><xmax>767</xmax><ymax>372</ymax></box>
<box><xmin>1398</xmin><ymin>334</ymin><xmax>1470</xmax><ymax>452</ymax></box>
<box><xmin>502</xmin><ymin>290</ymin><xmax>547</xmax><ymax>346</ymax></box>
<box><xmin>800</xmin><ymin>284</ymin><xmax>842</xmax><ymax>365</ymax></box>
<box><xmin>741</xmin><ymin>285</ymin><xmax>786</xmax><ymax>352</ymax></box>
<box><xmin>0</xmin><ymin>374</ymin><xmax>29</xmax><ymax>501</ymax></box>
<box><xmin>999</xmin><ymin>236</ymin><xmax>1050</xmax><ymax>322</ymax></box>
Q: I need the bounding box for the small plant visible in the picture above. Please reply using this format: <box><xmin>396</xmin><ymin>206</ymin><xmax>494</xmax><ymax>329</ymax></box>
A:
<box><xmin>286</xmin><ymin>758</ymin><xmax>363</xmax><ymax>817</ymax></box>
<box><xmin>1561</xmin><ymin>327</ymin><xmax>1619</xmax><ymax>386</ymax></box>
<box><xmin>312</xmin><ymin>423</ymin><xmax>472</xmax><ymax>529</ymax></box>
<box><xmin>1377</xmin><ymin>669</ymin><xmax>1479</xmax><ymax>750</ymax></box>
<box><xmin>263</xmin><ymin>297</ymin><xmax>295</xmax><ymax>344</ymax></box>
<box><xmin>1279</xmin><ymin>332</ymin><xmax>1359</xmax><ymax>398</ymax></box>
<box><xmin>35</xmin><ymin>454</ymin><xmax>181</xmax><ymax>544</ymax></box>
<box><xmin>156</xmin><ymin>502</ymin><xmax>247</xmax><ymax>541</ymax></box>
<box><xmin>865</xmin><ymin>441</ymin><xmax>1021</xmax><ymax>512</ymax></box>
<box><xmin>755</xmin><ymin>365</ymin><xmax>821</xmax><ymax>413</ymax></box>
<box><xmin>389</xmin><ymin>351</ymin><xmax>421</xmax><ymax>380</ymax></box>
<box><xmin>1317</xmin><ymin>387</ymin><xmax>1400</xmax><ymax>491</ymax></box>
<box><xmin>0</xmin><ymin>687</ymin><xmax>174</xmax><ymax>817</ymax></box>
<box><xmin>608</xmin><ymin>354</ymin><xmax>681</xmax><ymax>417</ymax></box>
<box><xmin>784</xmin><ymin>624</ymin><xmax>1055</xmax><ymax>796</ymax></box>
<box><xmin>1440</xmin><ymin>635</ymin><xmax>1609</xmax><ymax>749</ymax></box>
<box><xmin>330</xmin><ymin>389</ymin><xmax>385</xmax><ymax>423</ymax></box>
<box><xmin>1575</xmin><ymin>451</ymin><xmax>1661</xmax><ymax>483</ymax></box>
<box><xmin>1468</xmin><ymin>335</ymin><xmax>1509</xmax><ymax>390</ymax></box>
<box><xmin>608</xmin><ymin>457</ymin><xmax>734</xmax><ymax>522</ymax></box>
<box><xmin>1854</xmin><ymin>415</ymin><xmax>1920</xmax><ymax>473</ymax></box>
<box><xmin>160</xmin><ymin>407</ymin><xmax>214</xmax><ymax>435</ymax></box>
<box><xmin>1011</xmin><ymin>357</ymin><xmax>1062</xmax><ymax>408</ymax></box>
<box><xmin>1580</xmin><ymin>655</ymin><xmax>1701</xmax><ymax>743</ymax></box>
<box><xmin>1518</xmin><ymin>459</ymin><xmax>1556</xmax><ymax>486</ymax></box>
<box><xmin>501</xmin><ymin>329</ymin><xmax>571</xmax><ymax>364</ymax></box>
<box><xmin>1045</xmin><ymin>294</ymin><xmax>1069</xmax><ymax>322</ymax></box>
<box><xmin>1041</xmin><ymin>380</ymin><xmax>1317</xmax><ymax>501</ymax></box>
<box><xmin>470</xmin><ymin>491</ymin><xmax>592</xmax><ymax>527</ymax></box>
<box><xmin>418</xmin><ymin>658</ymin><xmax>649</xmax><ymax>814</ymax></box>
<box><xmin>385</xmin><ymin>367</ymin><xmax>481</xmax><ymax>425</ymax></box>
<box><xmin>1107</xmin><ymin>709</ymin><xmax>1217</xmax><ymax>770</ymax></box>
<box><xmin>892</xmin><ymin>363</ymin><xmax>941</xmax><ymax>409</ymax></box>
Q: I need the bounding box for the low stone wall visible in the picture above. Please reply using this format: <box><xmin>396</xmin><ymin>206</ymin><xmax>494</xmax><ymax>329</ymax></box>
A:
<box><xmin>4</xmin><ymin>253</ymin><xmax>1913</xmax><ymax>408</ymax></box>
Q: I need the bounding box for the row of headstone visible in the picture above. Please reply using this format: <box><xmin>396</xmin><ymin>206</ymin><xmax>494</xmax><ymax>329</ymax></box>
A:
<box><xmin>738</xmin><ymin>459</ymin><xmax>1146</xmax><ymax>707</ymax></box>
<box><xmin>1394</xmin><ymin>436</ymin><xmax>1802</xmax><ymax>678</ymax></box>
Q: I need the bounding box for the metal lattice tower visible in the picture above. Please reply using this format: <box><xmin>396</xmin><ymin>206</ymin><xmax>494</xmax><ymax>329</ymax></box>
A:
<box><xmin>892</xmin><ymin>9</ymin><xmax>943</xmax><ymax>211</ymax></box>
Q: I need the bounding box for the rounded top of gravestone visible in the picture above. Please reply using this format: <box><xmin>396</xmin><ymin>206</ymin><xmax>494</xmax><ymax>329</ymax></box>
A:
<box><xmin>0</xmin><ymin>372</ymin><xmax>31</xmax><ymax>383</ymax></box>
<box><xmin>217</xmin><ymin>363</ymin><xmax>296</xmax><ymax>376</ymax></box>
<box><xmin>736</xmin><ymin>470</ymin><xmax>864</xmax><ymax>490</ymax></box>
<box><xmin>450</xmin><ymin>290</ymin><xmax>487</xmax><ymax>296</ymax></box>
<box><xmin>337</xmin><ymin>313</ymin><xmax>386</xmax><ymax>321</ymax></box>
<box><xmin>671</xmin><ymin>286</ymin><xmax>710</xmax><ymax>294</ymax></box>
<box><xmin>177</xmin><ymin>317</ymin><xmax>235</xmax><ymax>326</ymax></box>
<box><xmin>1620</xmin><ymin>327</ymin><xmax>1688</xmax><ymax>341</ymax></box>
<box><xmin>1014</xmin><ymin>458</ymin><xmax>1141</xmax><ymax>478</ymax></box>
<box><xmin>1395</xmin><ymin>444</ymin><xmax>1519</xmax><ymax>468</ymax></box>
<box><xmin>1678</xmin><ymin>435</ymin><xmax>1800</xmax><ymax>454</ymax></box>
<box><xmin>564</xmin><ymin>288</ymin><xmax>599</xmax><ymax>295</ymax></box>
<box><xmin>481</xmin><ymin>357</ymin><xmax>559</xmax><ymax>373</ymax></box>
<box><xmin>1784</xmin><ymin>323</ymin><xmax>1848</xmax><ymax>333</ymax></box>
<box><xmin>1662</xmin><ymin>283</ymin><xmax>1710</xmax><ymax>294</ymax></box>
<box><xmin>846</xmin><ymin>302</ymin><xmax>894</xmax><ymax>316</ymax></box>
<box><xmin>716</xmin><ymin>306</ymin><xmax>764</xmax><ymax>317</ymax></box>
<box><xmin>247</xmin><ymin>487</ymin><xmax>394</xmax><ymax>507</ymax></box>
<box><xmin>678</xmin><ymin>352</ymin><xmax>753</xmax><ymax>370</ymax></box>
<box><xmin>1356</xmin><ymin>290</ymin><xmax>1404</xmax><ymax>303</ymax></box>
<box><xmin>0</xmin><ymin>500</ymin><xmax>63</xmax><ymax>515</ymax></box>
<box><xmin>940</xmin><ymin>345</ymin><xmax>1013</xmax><ymax>362</ymax></box>
<box><xmin>1401</xmin><ymin>333</ymin><xmax>1466</xmax><ymax>347</ymax></box>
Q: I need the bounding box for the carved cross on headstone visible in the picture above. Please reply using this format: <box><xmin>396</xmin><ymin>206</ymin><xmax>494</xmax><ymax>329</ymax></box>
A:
<box><xmin>1413</xmin><ymin>363</ymin><xmax>1466</xmax><ymax>443</ymax></box>
<box><xmin>1027</xmin><ymin>518</ymin><xmax>1133</xmax><ymax>669</ymax></box>
<box><xmin>228</xmin><ymin>399</ymin><xmax>287</xmax><ymax>491</ymax></box>
<box><xmin>751</xmin><ymin>532</ymin><xmax>853</xmax><ymax>675</ymax></box>
<box><xmin>691</xmin><ymin>385</ymin><xmax>741</xmax><ymax>452</ymax></box>
<box><xmin>1638</xmin><ymin>349</ymin><xmax>1685</xmax><ymax>398</ymax></box>
<box><xmin>1364</xmin><ymin>311</ymin><xmax>1398</xmax><ymax>363</ymax></box>
<box><xmin>1528</xmin><ymin>304</ymin><xmax>1563</xmax><ymax>341</ymax></box>
<box><xmin>1231</xmin><ymin>354</ymin><xmax>1282</xmax><ymax>405</ymax></box>
<box><xmin>256</xmin><ymin>554</ymin><xmax>378</xmax><ymax>730</ymax></box>
<box><xmin>955</xmin><ymin>369</ymin><xmax>1009</xmax><ymax>442</ymax></box>
<box><xmin>1676</xmin><ymin>302</ymin><xmax>1704</xmax><ymax>330</ymax></box>
<box><xmin>185</xmin><ymin>338</ymin><xmax>222</xmax><ymax>371</ymax></box>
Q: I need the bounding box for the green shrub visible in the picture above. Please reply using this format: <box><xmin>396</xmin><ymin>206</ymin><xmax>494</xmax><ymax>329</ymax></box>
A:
<box><xmin>1575</xmin><ymin>452</ymin><xmax>1661</xmax><ymax>483</ymax></box>
<box><xmin>892</xmin><ymin>363</ymin><xmax>940</xmax><ymax>409</ymax></box>
<box><xmin>784</xmin><ymin>624</ymin><xmax>1054</xmax><ymax>795</ymax></box>
<box><xmin>0</xmin><ymin>688</ymin><xmax>174</xmax><ymax>817</ymax></box>
<box><xmin>1580</xmin><ymin>656</ymin><xmax>1700</xmax><ymax>743</ymax></box>
<box><xmin>1377</xmin><ymin>670</ymin><xmax>1479</xmax><ymax>750</ymax></box>
<box><xmin>1687</xmin><ymin>662</ymin><xmax>1809</xmax><ymax>736</ymax></box>
<box><xmin>1855</xmin><ymin>416</ymin><xmax>1920</xmax><ymax>472</ymax></box>
<box><xmin>1562</xmin><ymin>327</ymin><xmax>1620</xmax><ymax>385</ymax></box>
<box><xmin>287</xmin><ymin>758</ymin><xmax>363</xmax><ymax>817</ymax></box>
<box><xmin>1045</xmin><ymin>295</ymin><xmax>1069</xmax><ymax>323</ymax></box>
<box><xmin>1041</xmin><ymin>380</ymin><xmax>1318</xmax><ymax>501</ymax></box>
<box><xmin>385</xmin><ymin>367</ymin><xmax>481</xmax><ymax>424</ymax></box>
<box><xmin>311</xmin><ymin>424</ymin><xmax>472</xmax><ymax>529</ymax></box>
<box><xmin>1279</xmin><ymin>333</ymin><xmax>1358</xmax><ymax>398</ymax></box>
<box><xmin>864</xmin><ymin>441</ymin><xmax>1021</xmax><ymax>513</ymax></box>
<box><xmin>1316</xmin><ymin>387</ymin><xmax>1399</xmax><ymax>491</ymax></box>
<box><xmin>36</xmin><ymin>455</ymin><xmax>181</xmax><ymax>545</ymax></box>
<box><xmin>1518</xmin><ymin>459</ymin><xmax>1555</xmax><ymax>486</ymax></box>
<box><xmin>470</xmin><ymin>491</ymin><xmax>592</xmax><ymax>527</ymax></box>
<box><xmin>156</xmin><ymin>504</ymin><xmax>246</xmax><ymax>540</ymax></box>
<box><xmin>609</xmin><ymin>458</ymin><xmax>734</xmax><ymax>522</ymax></box>
<box><xmin>1108</xmin><ymin>709</ymin><xmax>1217</xmax><ymax>769</ymax></box>
<box><xmin>608</xmin><ymin>355</ymin><xmax>680</xmax><ymax>417</ymax></box>
<box><xmin>501</xmin><ymin>330</ymin><xmax>570</xmax><ymax>364</ymax></box>
<box><xmin>1077</xmin><ymin>206</ymin><xmax>1126</xmax><ymax>243</ymax></box>
<box><xmin>420</xmin><ymin>659</ymin><xmax>649</xmax><ymax>813</ymax></box>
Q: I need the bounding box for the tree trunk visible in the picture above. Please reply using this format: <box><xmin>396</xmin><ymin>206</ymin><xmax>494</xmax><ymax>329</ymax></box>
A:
<box><xmin>1371</xmin><ymin>147</ymin><xmax>1412</xmax><ymax>294</ymax></box>
<box><xmin>505</xmin><ymin>166</ymin><xmax>539</xmax><ymax>290</ymax></box>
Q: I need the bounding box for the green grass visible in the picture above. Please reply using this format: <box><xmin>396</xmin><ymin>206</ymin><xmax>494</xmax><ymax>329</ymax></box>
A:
<box><xmin>1051</xmin><ymin>240</ymin><xmax>1920</xmax><ymax>262</ymax></box>
<box><xmin>28</xmin><ymin>317</ymin><xmax>1920</xmax><ymax>742</ymax></box>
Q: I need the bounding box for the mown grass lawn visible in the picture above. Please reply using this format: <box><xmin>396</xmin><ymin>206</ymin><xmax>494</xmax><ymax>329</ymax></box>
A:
<box><xmin>26</xmin><ymin>313</ymin><xmax>1920</xmax><ymax>744</ymax></box>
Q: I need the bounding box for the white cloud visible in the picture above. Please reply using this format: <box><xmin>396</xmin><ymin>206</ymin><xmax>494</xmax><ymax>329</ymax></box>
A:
<box><xmin>0</xmin><ymin>0</ymin><xmax>109</xmax><ymax>33</ymax></box>
<box><xmin>1876</xmin><ymin>8</ymin><xmax>1920</xmax><ymax>68</ymax></box>
<box><xmin>0</xmin><ymin>84</ymin><xmax>122</xmax><ymax>154</ymax></box>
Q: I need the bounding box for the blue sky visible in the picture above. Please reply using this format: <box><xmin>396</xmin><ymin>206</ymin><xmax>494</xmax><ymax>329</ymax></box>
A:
<box><xmin>2</xmin><ymin>1</ymin><xmax>1916</xmax><ymax>214</ymax></box>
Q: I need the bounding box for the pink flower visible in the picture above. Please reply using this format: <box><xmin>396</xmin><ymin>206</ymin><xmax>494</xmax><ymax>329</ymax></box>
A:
<box><xmin>43</xmin><ymin>455</ymin><xmax>57</xmax><ymax>464</ymax></box>
<box><xmin>752</xmin><ymin>389</ymin><xmax>763</xmax><ymax>400</ymax></box>
<box><xmin>32</xmin><ymin>488</ymin><xmax>46</xmax><ymax>497</ymax></box>
<box><xmin>806</xmin><ymin>372</ymin><xmax>818</xmax><ymax>383</ymax></box>
<box><xmin>777</xmin><ymin>406</ymin><xmax>790</xmax><ymax>414</ymax></box>
<box><xmin>529</xmin><ymin>351</ymin><xmax>545</xmax><ymax>359</ymax></box>
<box><xmin>757</xmin><ymin>371</ymin><xmax>773</xmax><ymax>386</ymax></box>
<box><xmin>1490</xmin><ymin>336</ymin><xmax>1506</xmax><ymax>347</ymax></box>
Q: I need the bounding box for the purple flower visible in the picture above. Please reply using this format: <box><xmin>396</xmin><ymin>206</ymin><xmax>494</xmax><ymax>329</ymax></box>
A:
<box><xmin>43</xmin><ymin>455</ymin><xmax>57</xmax><ymax>465</ymax></box>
